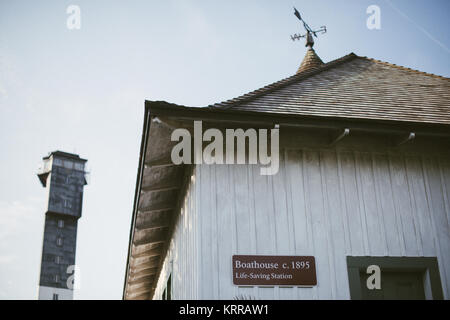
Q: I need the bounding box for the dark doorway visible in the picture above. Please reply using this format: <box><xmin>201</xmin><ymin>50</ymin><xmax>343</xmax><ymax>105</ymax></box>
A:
<box><xmin>347</xmin><ymin>256</ymin><xmax>443</xmax><ymax>300</ymax></box>
<box><xmin>359</xmin><ymin>270</ymin><xmax>425</xmax><ymax>300</ymax></box>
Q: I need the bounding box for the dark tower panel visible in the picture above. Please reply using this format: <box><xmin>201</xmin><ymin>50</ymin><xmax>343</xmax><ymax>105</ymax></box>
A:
<box><xmin>47</xmin><ymin>165</ymin><xmax>86</xmax><ymax>218</ymax></box>
<box><xmin>37</xmin><ymin>151</ymin><xmax>88</xmax><ymax>300</ymax></box>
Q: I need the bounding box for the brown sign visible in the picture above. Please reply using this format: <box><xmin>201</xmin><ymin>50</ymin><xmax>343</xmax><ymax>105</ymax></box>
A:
<box><xmin>232</xmin><ymin>255</ymin><xmax>317</xmax><ymax>286</ymax></box>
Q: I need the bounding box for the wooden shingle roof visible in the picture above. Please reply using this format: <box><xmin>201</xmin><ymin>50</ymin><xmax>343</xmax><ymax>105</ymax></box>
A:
<box><xmin>211</xmin><ymin>53</ymin><xmax>450</xmax><ymax>125</ymax></box>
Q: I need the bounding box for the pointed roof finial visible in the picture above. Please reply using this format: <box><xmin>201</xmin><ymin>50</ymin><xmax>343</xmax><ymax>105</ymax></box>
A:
<box><xmin>297</xmin><ymin>47</ymin><xmax>324</xmax><ymax>74</ymax></box>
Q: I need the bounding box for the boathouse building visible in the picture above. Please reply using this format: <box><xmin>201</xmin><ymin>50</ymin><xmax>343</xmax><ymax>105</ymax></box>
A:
<box><xmin>123</xmin><ymin>45</ymin><xmax>450</xmax><ymax>300</ymax></box>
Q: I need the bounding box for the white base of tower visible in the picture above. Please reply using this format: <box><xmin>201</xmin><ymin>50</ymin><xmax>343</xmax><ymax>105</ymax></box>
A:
<box><xmin>38</xmin><ymin>286</ymin><xmax>74</xmax><ymax>300</ymax></box>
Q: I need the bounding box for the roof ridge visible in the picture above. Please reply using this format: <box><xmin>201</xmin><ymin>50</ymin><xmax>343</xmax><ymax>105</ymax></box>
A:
<box><xmin>209</xmin><ymin>53</ymin><xmax>449</xmax><ymax>110</ymax></box>
<box><xmin>209</xmin><ymin>52</ymin><xmax>358</xmax><ymax>109</ymax></box>
<box><xmin>359</xmin><ymin>56</ymin><xmax>450</xmax><ymax>80</ymax></box>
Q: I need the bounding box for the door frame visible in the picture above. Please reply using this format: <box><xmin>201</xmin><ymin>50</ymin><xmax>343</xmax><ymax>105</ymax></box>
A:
<box><xmin>346</xmin><ymin>256</ymin><xmax>444</xmax><ymax>300</ymax></box>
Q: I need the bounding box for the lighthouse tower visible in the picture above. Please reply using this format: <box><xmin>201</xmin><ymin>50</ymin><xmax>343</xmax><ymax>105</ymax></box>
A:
<box><xmin>37</xmin><ymin>151</ymin><xmax>88</xmax><ymax>300</ymax></box>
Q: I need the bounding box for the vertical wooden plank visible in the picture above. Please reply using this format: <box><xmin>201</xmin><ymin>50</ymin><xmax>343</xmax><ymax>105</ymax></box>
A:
<box><xmin>321</xmin><ymin>150</ymin><xmax>350</xmax><ymax>299</ymax></box>
<box><xmin>247</xmin><ymin>165</ymin><xmax>258</xmax><ymax>299</ymax></box>
<box><xmin>401</xmin><ymin>156</ymin><xmax>423</xmax><ymax>256</ymax></box>
<box><xmin>215</xmin><ymin>165</ymin><xmax>234</xmax><ymax>299</ymax></box>
<box><xmin>372</xmin><ymin>154</ymin><xmax>403</xmax><ymax>256</ymax></box>
<box><xmin>304</xmin><ymin>150</ymin><xmax>332</xmax><ymax>299</ymax></box>
<box><xmin>388</xmin><ymin>154</ymin><xmax>420</xmax><ymax>256</ymax></box>
<box><xmin>439</xmin><ymin>157</ymin><xmax>450</xmax><ymax>299</ymax></box>
<box><xmin>286</xmin><ymin>150</ymin><xmax>309</xmax><ymax>253</ymax></box>
<box><xmin>302</xmin><ymin>150</ymin><xmax>318</xmax><ymax>299</ymax></box>
<box><xmin>439</xmin><ymin>158</ymin><xmax>450</xmax><ymax>224</ymax></box>
<box><xmin>234</xmin><ymin>164</ymin><xmax>255</xmax><ymax>299</ymax></box>
<box><xmin>194</xmin><ymin>167</ymin><xmax>201</xmax><ymax>298</ymax></box>
<box><xmin>187</xmin><ymin>180</ymin><xmax>192</xmax><ymax>297</ymax></box>
<box><xmin>286</xmin><ymin>149</ymin><xmax>313</xmax><ymax>299</ymax></box>
<box><xmin>258</xmin><ymin>287</ymin><xmax>275</xmax><ymax>300</ymax></box>
<box><xmin>251</xmin><ymin>164</ymin><xmax>276</xmax><ymax>299</ymax></box>
<box><xmin>198</xmin><ymin>165</ymin><xmax>213</xmax><ymax>299</ymax></box>
<box><xmin>356</xmin><ymin>152</ymin><xmax>385</xmax><ymax>255</ymax></box>
<box><xmin>176</xmin><ymin>192</ymin><xmax>183</xmax><ymax>298</ymax></box>
<box><xmin>271</xmin><ymin>151</ymin><xmax>292</xmax><ymax>256</ymax></box>
<box><xmin>370</xmin><ymin>153</ymin><xmax>389</xmax><ymax>256</ymax></box>
<box><xmin>229</xmin><ymin>165</ymin><xmax>238</xmax><ymax>299</ymax></box>
<box><xmin>438</xmin><ymin>158</ymin><xmax>450</xmax><ymax>247</ymax></box>
<box><xmin>284</xmin><ymin>149</ymin><xmax>304</xmax><ymax>300</ymax></box>
<box><xmin>278</xmin><ymin>287</ymin><xmax>296</xmax><ymax>300</ymax></box>
<box><xmin>178</xmin><ymin>182</ymin><xmax>183</xmax><ymax>298</ymax></box>
<box><xmin>283</xmin><ymin>150</ymin><xmax>297</xmax><ymax>256</ymax></box>
<box><xmin>211</xmin><ymin>165</ymin><xmax>219</xmax><ymax>299</ymax></box>
<box><xmin>318</xmin><ymin>151</ymin><xmax>337</xmax><ymax>299</ymax></box>
<box><xmin>192</xmin><ymin>172</ymin><xmax>198</xmax><ymax>298</ymax></box>
<box><xmin>336</xmin><ymin>152</ymin><xmax>352</xmax><ymax>255</ymax></box>
<box><xmin>404</xmin><ymin>156</ymin><xmax>434</xmax><ymax>256</ymax></box>
<box><xmin>270</xmin><ymin>152</ymin><xmax>291</xmax><ymax>299</ymax></box>
<box><xmin>190</xmin><ymin>177</ymin><xmax>194</xmax><ymax>297</ymax></box>
<box><xmin>252</xmin><ymin>165</ymin><xmax>276</xmax><ymax>255</ymax></box>
<box><xmin>339</xmin><ymin>151</ymin><xmax>364</xmax><ymax>255</ymax></box>
<box><xmin>423</xmin><ymin>157</ymin><xmax>450</xmax><ymax>298</ymax></box>
<box><xmin>353</xmin><ymin>152</ymin><xmax>370</xmax><ymax>254</ymax></box>
<box><xmin>234</xmin><ymin>165</ymin><xmax>252</xmax><ymax>254</ymax></box>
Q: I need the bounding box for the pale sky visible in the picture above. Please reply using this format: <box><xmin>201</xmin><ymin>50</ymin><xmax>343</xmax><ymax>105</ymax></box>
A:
<box><xmin>0</xmin><ymin>0</ymin><xmax>449</xmax><ymax>299</ymax></box>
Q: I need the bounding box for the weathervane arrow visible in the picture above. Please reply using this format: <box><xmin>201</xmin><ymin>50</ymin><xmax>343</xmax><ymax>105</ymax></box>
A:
<box><xmin>291</xmin><ymin>7</ymin><xmax>327</xmax><ymax>47</ymax></box>
<box><xmin>294</xmin><ymin>7</ymin><xmax>301</xmax><ymax>21</ymax></box>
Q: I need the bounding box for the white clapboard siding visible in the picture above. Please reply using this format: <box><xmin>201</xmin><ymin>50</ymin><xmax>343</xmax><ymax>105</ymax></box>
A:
<box><xmin>155</xmin><ymin>149</ymin><xmax>450</xmax><ymax>300</ymax></box>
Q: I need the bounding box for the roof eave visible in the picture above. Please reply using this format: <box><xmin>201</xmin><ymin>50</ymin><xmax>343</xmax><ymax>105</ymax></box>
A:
<box><xmin>123</xmin><ymin>102</ymin><xmax>153</xmax><ymax>300</ymax></box>
<box><xmin>147</xmin><ymin>100</ymin><xmax>450</xmax><ymax>137</ymax></box>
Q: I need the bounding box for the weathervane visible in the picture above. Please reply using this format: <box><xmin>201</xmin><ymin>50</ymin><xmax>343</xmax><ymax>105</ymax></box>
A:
<box><xmin>290</xmin><ymin>7</ymin><xmax>326</xmax><ymax>48</ymax></box>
